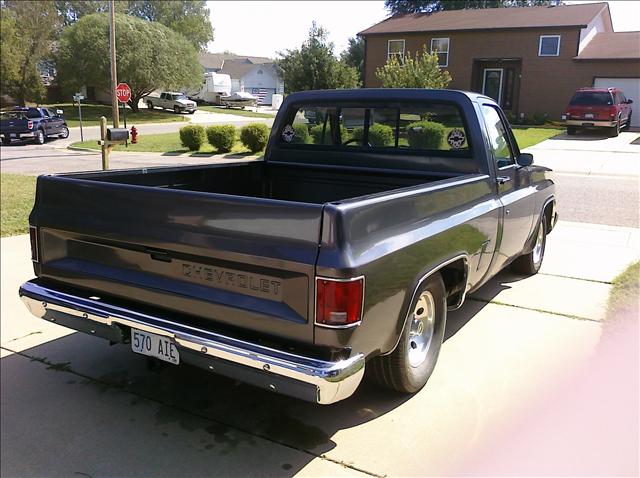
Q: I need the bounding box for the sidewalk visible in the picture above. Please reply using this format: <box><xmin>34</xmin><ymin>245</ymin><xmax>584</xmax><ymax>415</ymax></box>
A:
<box><xmin>524</xmin><ymin>131</ymin><xmax>640</xmax><ymax>177</ymax></box>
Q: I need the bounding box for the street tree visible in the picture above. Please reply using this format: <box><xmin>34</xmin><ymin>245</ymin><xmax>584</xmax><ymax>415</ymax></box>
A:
<box><xmin>56</xmin><ymin>13</ymin><xmax>202</xmax><ymax>111</ymax></box>
<box><xmin>384</xmin><ymin>0</ymin><xmax>551</xmax><ymax>15</ymax></box>
<box><xmin>1</xmin><ymin>1</ymin><xmax>61</xmax><ymax>105</ymax></box>
<box><xmin>277</xmin><ymin>22</ymin><xmax>360</xmax><ymax>93</ymax></box>
<box><xmin>55</xmin><ymin>0</ymin><xmax>213</xmax><ymax>50</ymax></box>
<box><xmin>341</xmin><ymin>36</ymin><xmax>365</xmax><ymax>84</ymax></box>
<box><xmin>375</xmin><ymin>46</ymin><xmax>451</xmax><ymax>89</ymax></box>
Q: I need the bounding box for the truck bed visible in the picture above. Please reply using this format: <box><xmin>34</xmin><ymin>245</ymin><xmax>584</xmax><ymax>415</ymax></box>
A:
<box><xmin>30</xmin><ymin>161</ymin><xmax>455</xmax><ymax>350</ymax></box>
<box><xmin>72</xmin><ymin>161</ymin><xmax>445</xmax><ymax>204</ymax></box>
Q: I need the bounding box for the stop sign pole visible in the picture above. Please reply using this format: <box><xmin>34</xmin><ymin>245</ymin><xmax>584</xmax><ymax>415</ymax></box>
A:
<box><xmin>116</xmin><ymin>83</ymin><xmax>131</xmax><ymax>129</ymax></box>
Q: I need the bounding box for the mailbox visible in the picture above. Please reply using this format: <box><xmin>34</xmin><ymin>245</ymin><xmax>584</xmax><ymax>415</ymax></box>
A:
<box><xmin>106</xmin><ymin>128</ymin><xmax>130</xmax><ymax>142</ymax></box>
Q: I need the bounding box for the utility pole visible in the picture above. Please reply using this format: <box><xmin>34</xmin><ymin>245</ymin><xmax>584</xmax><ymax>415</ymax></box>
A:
<box><xmin>109</xmin><ymin>0</ymin><xmax>120</xmax><ymax>129</ymax></box>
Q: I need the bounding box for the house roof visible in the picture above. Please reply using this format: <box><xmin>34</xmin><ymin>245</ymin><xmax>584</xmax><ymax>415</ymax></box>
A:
<box><xmin>198</xmin><ymin>52</ymin><xmax>273</xmax><ymax>71</ymax></box>
<box><xmin>358</xmin><ymin>2</ymin><xmax>608</xmax><ymax>35</ymax></box>
<box><xmin>218</xmin><ymin>59</ymin><xmax>275</xmax><ymax>79</ymax></box>
<box><xmin>576</xmin><ymin>32</ymin><xmax>640</xmax><ymax>60</ymax></box>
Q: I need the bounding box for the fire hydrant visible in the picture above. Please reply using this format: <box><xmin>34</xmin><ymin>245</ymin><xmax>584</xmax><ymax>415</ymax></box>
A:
<box><xmin>130</xmin><ymin>125</ymin><xmax>138</xmax><ymax>144</ymax></box>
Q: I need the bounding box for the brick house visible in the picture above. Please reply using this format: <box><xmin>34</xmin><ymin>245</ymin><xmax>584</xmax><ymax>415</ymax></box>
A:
<box><xmin>359</xmin><ymin>2</ymin><xmax>640</xmax><ymax>124</ymax></box>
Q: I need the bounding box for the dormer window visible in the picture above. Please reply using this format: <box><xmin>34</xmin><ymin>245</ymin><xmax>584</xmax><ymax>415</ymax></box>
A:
<box><xmin>257</xmin><ymin>69</ymin><xmax>263</xmax><ymax>75</ymax></box>
<box><xmin>539</xmin><ymin>35</ymin><xmax>561</xmax><ymax>56</ymax></box>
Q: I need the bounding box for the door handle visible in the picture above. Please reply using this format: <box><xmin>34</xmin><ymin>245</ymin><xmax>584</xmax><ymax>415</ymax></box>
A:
<box><xmin>497</xmin><ymin>176</ymin><xmax>511</xmax><ymax>185</ymax></box>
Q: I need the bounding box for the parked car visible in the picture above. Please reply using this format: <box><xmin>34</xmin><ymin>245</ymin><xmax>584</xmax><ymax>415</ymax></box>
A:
<box><xmin>564</xmin><ymin>87</ymin><xmax>633</xmax><ymax>137</ymax></box>
<box><xmin>19</xmin><ymin>89</ymin><xmax>557</xmax><ymax>404</ymax></box>
<box><xmin>146</xmin><ymin>92</ymin><xmax>197</xmax><ymax>114</ymax></box>
<box><xmin>0</xmin><ymin>107</ymin><xmax>69</xmax><ymax>145</ymax></box>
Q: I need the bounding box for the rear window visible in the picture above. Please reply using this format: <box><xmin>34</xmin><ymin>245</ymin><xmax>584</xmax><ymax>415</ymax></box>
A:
<box><xmin>570</xmin><ymin>91</ymin><xmax>613</xmax><ymax>106</ymax></box>
<box><xmin>280</xmin><ymin>103</ymin><xmax>470</xmax><ymax>155</ymax></box>
<box><xmin>0</xmin><ymin>109</ymin><xmax>40</xmax><ymax>119</ymax></box>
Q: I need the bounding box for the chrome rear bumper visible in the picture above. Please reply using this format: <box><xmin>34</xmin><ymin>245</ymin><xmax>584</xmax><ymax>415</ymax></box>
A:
<box><xmin>19</xmin><ymin>280</ymin><xmax>365</xmax><ymax>404</ymax></box>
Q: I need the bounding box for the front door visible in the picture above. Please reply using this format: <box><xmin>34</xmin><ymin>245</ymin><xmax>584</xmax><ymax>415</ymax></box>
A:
<box><xmin>483</xmin><ymin>69</ymin><xmax>503</xmax><ymax>105</ymax></box>
<box><xmin>480</xmin><ymin>102</ymin><xmax>535</xmax><ymax>270</ymax></box>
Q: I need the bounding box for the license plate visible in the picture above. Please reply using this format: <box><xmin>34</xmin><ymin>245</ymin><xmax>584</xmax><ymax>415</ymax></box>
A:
<box><xmin>584</xmin><ymin>113</ymin><xmax>594</xmax><ymax>119</ymax></box>
<box><xmin>131</xmin><ymin>329</ymin><xmax>180</xmax><ymax>365</ymax></box>
<box><xmin>582</xmin><ymin>122</ymin><xmax>594</xmax><ymax>127</ymax></box>
<box><xmin>10</xmin><ymin>133</ymin><xmax>16</xmax><ymax>138</ymax></box>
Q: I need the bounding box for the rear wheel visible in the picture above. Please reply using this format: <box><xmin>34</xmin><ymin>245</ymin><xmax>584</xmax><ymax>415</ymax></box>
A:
<box><xmin>567</xmin><ymin>126</ymin><xmax>577</xmax><ymax>136</ymax></box>
<box><xmin>623</xmin><ymin>111</ymin><xmax>632</xmax><ymax>130</ymax></box>
<box><xmin>368</xmin><ymin>273</ymin><xmax>446</xmax><ymax>393</ymax></box>
<box><xmin>34</xmin><ymin>129</ymin><xmax>45</xmax><ymax>145</ymax></box>
<box><xmin>1</xmin><ymin>137</ymin><xmax>10</xmax><ymax>145</ymax></box>
<box><xmin>512</xmin><ymin>218</ymin><xmax>547</xmax><ymax>275</ymax></box>
<box><xmin>609</xmin><ymin>119</ymin><xmax>620</xmax><ymax>137</ymax></box>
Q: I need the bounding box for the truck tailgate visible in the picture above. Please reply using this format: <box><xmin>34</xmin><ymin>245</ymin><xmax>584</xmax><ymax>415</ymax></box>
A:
<box><xmin>31</xmin><ymin>176</ymin><xmax>322</xmax><ymax>343</ymax></box>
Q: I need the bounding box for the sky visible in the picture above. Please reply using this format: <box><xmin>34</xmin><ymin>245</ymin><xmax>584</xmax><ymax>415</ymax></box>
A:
<box><xmin>206</xmin><ymin>1</ymin><xmax>640</xmax><ymax>59</ymax></box>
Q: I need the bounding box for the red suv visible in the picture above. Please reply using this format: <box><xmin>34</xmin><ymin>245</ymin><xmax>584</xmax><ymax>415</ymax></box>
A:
<box><xmin>564</xmin><ymin>87</ymin><xmax>633</xmax><ymax>137</ymax></box>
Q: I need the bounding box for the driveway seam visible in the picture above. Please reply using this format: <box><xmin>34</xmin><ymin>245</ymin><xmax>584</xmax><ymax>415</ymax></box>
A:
<box><xmin>467</xmin><ymin>298</ymin><xmax>602</xmax><ymax>323</ymax></box>
<box><xmin>0</xmin><ymin>345</ymin><xmax>384</xmax><ymax>478</ymax></box>
<box><xmin>539</xmin><ymin>272</ymin><xmax>612</xmax><ymax>284</ymax></box>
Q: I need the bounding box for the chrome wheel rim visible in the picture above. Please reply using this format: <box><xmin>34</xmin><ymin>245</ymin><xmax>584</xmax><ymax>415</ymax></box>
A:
<box><xmin>532</xmin><ymin>224</ymin><xmax>544</xmax><ymax>265</ymax></box>
<box><xmin>407</xmin><ymin>291</ymin><xmax>435</xmax><ymax>368</ymax></box>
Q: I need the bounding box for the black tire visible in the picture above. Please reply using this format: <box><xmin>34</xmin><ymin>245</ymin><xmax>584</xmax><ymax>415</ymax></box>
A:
<box><xmin>512</xmin><ymin>217</ymin><xmax>547</xmax><ymax>275</ymax></box>
<box><xmin>623</xmin><ymin>111</ymin><xmax>632</xmax><ymax>130</ymax></box>
<box><xmin>608</xmin><ymin>119</ymin><xmax>620</xmax><ymax>137</ymax></box>
<box><xmin>174</xmin><ymin>106</ymin><xmax>181</xmax><ymax>114</ymax></box>
<box><xmin>567</xmin><ymin>126</ymin><xmax>577</xmax><ymax>136</ymax></box>
<box><xmin>58</xmin><ymin>125</ymin><xmax>69</xmax><ymax>139</ymax></box>
<box><xmin>368</xmin><ymin>273</ymin><xmax>446</xmax><ymax>393</ymax></box>
<box><xmin>34</xmin><ymin>129</ymin><xmax>45</xmax><ymax>145</ymax></box>
<box><xmin>1</xmin><ymin>137</ymin><xmax>10</xmax><ymax>145</ymax></box>
<box><xmin>147</xmin><ymin>102</ymin><xmax>153</xmax><ymax>110</ymax></box>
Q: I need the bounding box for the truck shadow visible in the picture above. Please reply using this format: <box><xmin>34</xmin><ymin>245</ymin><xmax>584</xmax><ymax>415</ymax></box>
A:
<box><xmin>1</xmin><ymin>271</ymin><xmax>524</xmax><ymax>477</ymax></box>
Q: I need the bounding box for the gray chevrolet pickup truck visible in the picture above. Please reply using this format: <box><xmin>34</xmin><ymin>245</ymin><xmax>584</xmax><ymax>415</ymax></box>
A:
<box><xmin>20</xmin><ymin>89</ymin><xmax>557</xmax><ymax>404</ymax></box>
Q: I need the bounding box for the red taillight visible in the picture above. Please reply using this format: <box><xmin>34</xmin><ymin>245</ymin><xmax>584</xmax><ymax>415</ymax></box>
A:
<box><xmin>27</xmin><ymin>120</ymin><xmax>33</xmax><ymax>130</ymax></box>
<box><xmin>609</xmin><ymin>106</ymin><xmax>616</xmax><ymax>118</ymax></box>
<box><xmin>315</xmin><ymin>276</ymin><xmax>364</xmax><ymax>327</ymax></box>
<box><xmin>29</xmin><ymin>226</ymin><xmax>39</xmax><ymax>262</ymax></box>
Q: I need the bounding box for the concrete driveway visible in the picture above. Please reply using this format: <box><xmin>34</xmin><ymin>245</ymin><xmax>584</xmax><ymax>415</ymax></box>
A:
<box><xmin>2</xmin><ymin>220</ymin><xmax>638</xmax><ymax>477</ymax></box>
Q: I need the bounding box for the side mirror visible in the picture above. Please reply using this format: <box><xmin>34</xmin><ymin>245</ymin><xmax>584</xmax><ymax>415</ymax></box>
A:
<box><xmin>627</xmin><ymin>99</ymin><xmax>633</xmax><ymax>104</ymax></box>
<box><xmin>516</xmin><ymin>152</ymin><xmax>533</xmax><ymax>167</ymax></box>
<box><xmin>56</xmin><ymin>109</ymin><xmax>63</xmax><ymax>115</ymax></box>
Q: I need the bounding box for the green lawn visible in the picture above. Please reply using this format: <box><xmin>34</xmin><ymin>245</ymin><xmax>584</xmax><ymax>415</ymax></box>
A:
<box><xmin>71</xmin><ymin>131</ymin><xmax>253</xmax><ymax>155</ymax></box>
<box><xmin>607</xmin><ymin>261</ymin><xmax>639</xmax><ymax>321</ymax></box>
<box><xmin>44</xmin><ymin>103</ymin><xmax>187</xmax><ymax>128</ymax></box>
<box><xmin>199</xmin><ymin>105</ymin><xmax>276</xmax><ymax>119</ymax></box>
<box><xmin>1</xmin><ymin>174</ymin><xmax>36</xmax><ymax>237</ymax></box>
<box><xmin>512</xmin><ymin>127</ymin><xmax>562</xmax><ymax>149</ymax></box>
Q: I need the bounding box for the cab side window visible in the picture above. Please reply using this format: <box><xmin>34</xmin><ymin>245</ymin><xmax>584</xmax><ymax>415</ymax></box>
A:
<box><xmin>481</xmin><ymin>104</ymin><xmax>515</xmax><ymax>168</ymax></box>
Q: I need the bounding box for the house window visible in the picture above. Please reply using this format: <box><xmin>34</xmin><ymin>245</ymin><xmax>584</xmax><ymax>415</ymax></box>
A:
<box><xmin>539</xmin><ymin>35</ymin><xmax>560</xmax><ymax>56</ymax></box>
<box><xmin>387</xmin><ymin>39</ymin><xmax>405</xmax><ymax>61</ymax></box>
<box><xmin>430</xmin><ymin>38</ymin><xmax>449</xmax><ymax>67</ymax></box>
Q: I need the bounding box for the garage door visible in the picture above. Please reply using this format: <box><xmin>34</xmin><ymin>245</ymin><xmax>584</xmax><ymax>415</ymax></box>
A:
<box><xmin>594</xmin><ymin>77</ymin><xmax>640</xmax><ymax>127</ymax></box>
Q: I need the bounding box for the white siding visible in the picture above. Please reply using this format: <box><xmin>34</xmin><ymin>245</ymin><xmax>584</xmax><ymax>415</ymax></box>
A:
<box><xmin>579</xmin><ymin>12</ymin><xmax>607</xmax><ymax>54</ymax></box>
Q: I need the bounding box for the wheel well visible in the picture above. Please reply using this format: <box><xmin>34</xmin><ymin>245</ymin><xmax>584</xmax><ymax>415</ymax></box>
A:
<box><xmin>439</xmin><ymin>258</ymin><xmax>467</xmax><ymax>308</ymax></box>
<box><xmin>543</xmin><ymin>200</ymin><xmax>555</xmax><ymax>232</ymax></box>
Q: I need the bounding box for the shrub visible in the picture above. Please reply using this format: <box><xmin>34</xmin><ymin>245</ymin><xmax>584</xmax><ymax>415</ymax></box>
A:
<box><xmin>350</xmin><ymin>124</ymin><xmax>394</xmax><ymax>147</ymax></box>
<box><xmin>368</xmin><ymin>123</ymin><xmax>394</xmax><ymax>147</ymax></box>
<box><xmin>179</xmin><ymin>125</ymin><xmax>206</xmax><ymax>151</ymax></box>
<box><xmin>240</xmin><ymin>123</ymin><xmax>270</xmax><ymax>152</ymax></box>
<box><xmin>406</xmin><ymin>121</ymin><xmax>445</xmax><ymax>149</ymax></box>
<box><xmin>310</xmin><ymin>124</ymin><xmax>349</xmax><ymax>145</ymax></box>
<box><xmin>206</xmin><ymin>125</ymin><xmax>236</xmax><ymax>153</ymax></box>
<box><xmin>290</xmin><ymin>123</ymin><xmax>310</xmax><ymax>144</ymax></box>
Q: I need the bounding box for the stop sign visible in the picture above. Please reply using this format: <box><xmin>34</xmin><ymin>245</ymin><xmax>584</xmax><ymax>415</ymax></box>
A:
<box><xmin>115</xmin><ymin>83</ymin><xmax>131</xmax><ymax>103</ymax></box>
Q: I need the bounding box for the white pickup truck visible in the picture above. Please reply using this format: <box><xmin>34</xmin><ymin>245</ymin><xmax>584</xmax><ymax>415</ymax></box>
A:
<box><xmin>146</xmin><ymin>92</ymin><xmax>197</xmax><ymax>114</ymax></box>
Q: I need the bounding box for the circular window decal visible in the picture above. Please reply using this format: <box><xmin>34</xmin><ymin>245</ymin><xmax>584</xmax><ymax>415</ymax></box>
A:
<box><xmin>447</xmin><ymin>129</ymin><xmax>466</xmax><ymax>149</ymax></box>
<box><xmin>281</xmin><ymin>124</ymin><xmax>295</xmax><ymax>143</ymax></box>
